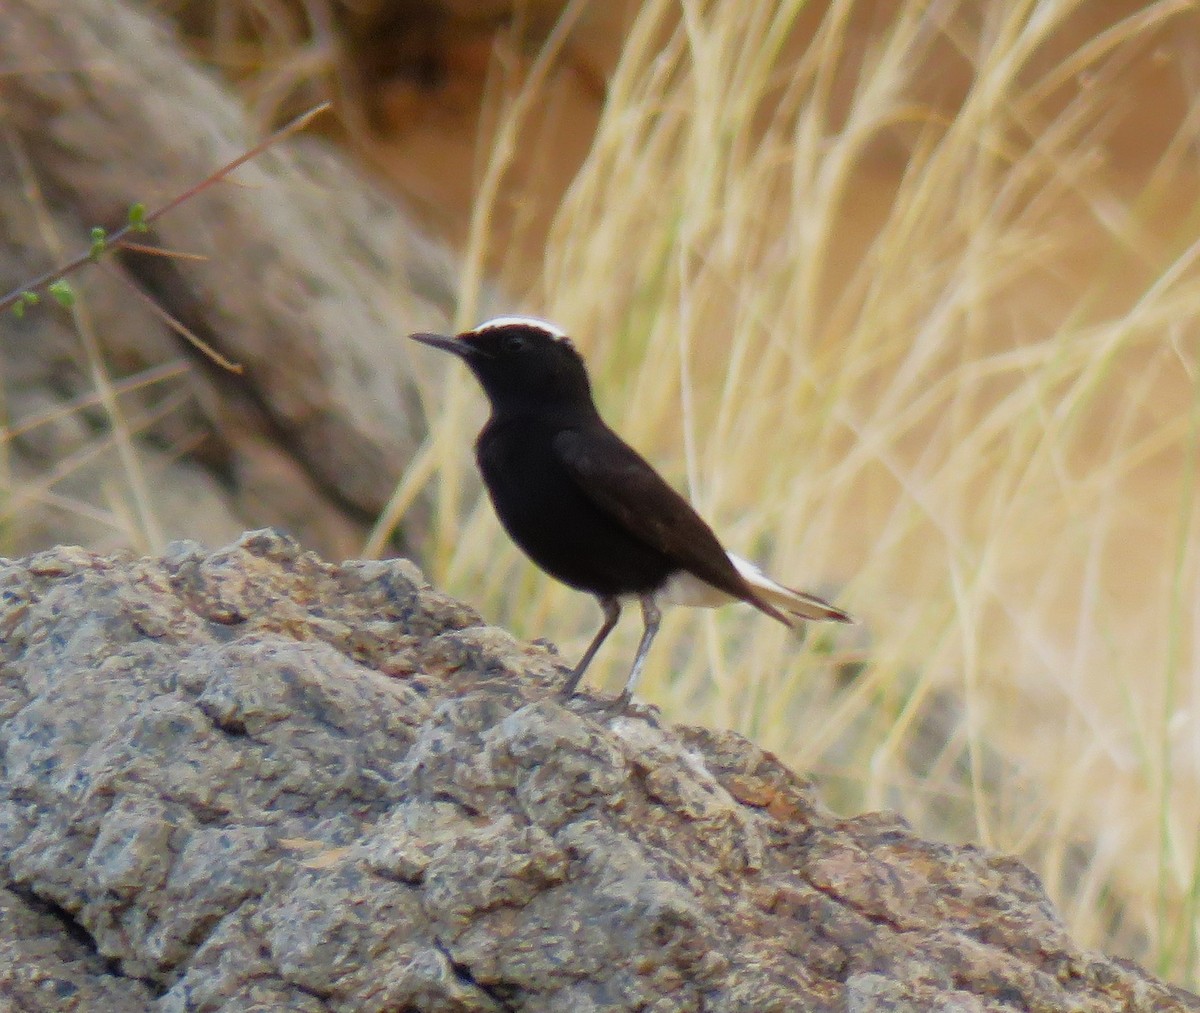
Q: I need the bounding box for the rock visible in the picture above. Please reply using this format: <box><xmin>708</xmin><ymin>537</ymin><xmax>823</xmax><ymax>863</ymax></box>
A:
<box><xmin>1</xmin><ymin>0</ymin><xmax>466</xmax><ymax>560</ymax></box>
<box><xmin>0</xmin><ymin>531</ymin><xmax>1195</xmax><ymax>1011</ymax></box>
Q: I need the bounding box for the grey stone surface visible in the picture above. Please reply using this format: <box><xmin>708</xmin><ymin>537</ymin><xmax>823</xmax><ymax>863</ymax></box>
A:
<box><xmin>0</xmin><ymin>531</ymin><xmax>1196</xmax><ymax>1011</ymax></box>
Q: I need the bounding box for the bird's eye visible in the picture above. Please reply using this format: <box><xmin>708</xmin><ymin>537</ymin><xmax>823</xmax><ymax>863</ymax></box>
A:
<box><xmin>501</xmin><ymin>333</ymin><xmax>527</xmax><ymax>353</ymax></box>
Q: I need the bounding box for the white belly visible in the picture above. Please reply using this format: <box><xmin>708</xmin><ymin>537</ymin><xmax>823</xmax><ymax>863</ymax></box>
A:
<box><xmin>655</xmin><ymin>569</ymin><xmax>736</xmax><ymax>609</ymax></box>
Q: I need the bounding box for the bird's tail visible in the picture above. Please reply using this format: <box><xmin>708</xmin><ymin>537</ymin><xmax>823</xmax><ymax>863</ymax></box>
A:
<box><xmin>729</xmin><ymin>553</ymin><xmax>854</xmax><ymax>626</ymax></box>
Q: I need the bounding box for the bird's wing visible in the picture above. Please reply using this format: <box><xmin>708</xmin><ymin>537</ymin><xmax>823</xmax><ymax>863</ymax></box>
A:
<box><xmin>552</xmin><ymin>425</ymin><xmax>760</xmax><ymax>607</ymax></box>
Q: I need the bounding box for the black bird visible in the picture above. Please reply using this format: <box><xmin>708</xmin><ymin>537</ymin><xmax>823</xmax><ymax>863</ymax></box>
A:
<box><xmin>410</xmin><ymin>316</ymin><xmax>853</xmax><ymax>707</ymax></box>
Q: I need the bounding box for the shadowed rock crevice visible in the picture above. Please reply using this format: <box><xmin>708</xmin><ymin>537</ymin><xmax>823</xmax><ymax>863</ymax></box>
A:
<box><xmin>0</xmin><ymin>531</ymin><xmax>1196</xmax><ymax>1011</ymax></box>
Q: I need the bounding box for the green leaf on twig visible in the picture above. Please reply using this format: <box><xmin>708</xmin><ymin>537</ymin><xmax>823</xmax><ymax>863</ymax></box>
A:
<box><xmin>48</xmin><ymin>280</ymin><xmax>75</xmax><ymax>308</ymax></box>
<box><xmin>11</xmin><ymin>290</ymin><xmax>39</xmax><ymax>319</ymax></box>
<box><xmin>88</xmin><ymin>226</ymin><xmax>107</xmax><ymax>261</ymax></box>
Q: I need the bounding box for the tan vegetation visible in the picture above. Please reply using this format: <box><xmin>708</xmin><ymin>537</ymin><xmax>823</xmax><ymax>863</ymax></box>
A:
<box><xmin>382</xmin><ymin>0</ymin><xmax>1200</xmax><ymax>983</ymax></box>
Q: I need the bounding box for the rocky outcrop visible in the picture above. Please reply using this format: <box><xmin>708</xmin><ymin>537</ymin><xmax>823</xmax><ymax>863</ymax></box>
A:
<box><xmin>0</xmin><ymin>531</ymin><xmax>1195</xmax><ymax>1011</ymax></box>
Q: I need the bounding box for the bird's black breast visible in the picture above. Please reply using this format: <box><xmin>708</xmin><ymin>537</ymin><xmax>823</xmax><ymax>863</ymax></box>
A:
<box><xmin>475</xmin><ymin>416</ymin><xmax>677</xmax><ymax>596</ymax></box>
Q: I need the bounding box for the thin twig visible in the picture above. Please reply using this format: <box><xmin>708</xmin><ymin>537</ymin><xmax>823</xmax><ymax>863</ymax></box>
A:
<box><xmin>0</xmin><ymin>100</ymin><xmax>331</xmax><ymax>314</ymax></box>
<box><xmin>100</xmin><ymin>262</ymin><xmax>244</xmax><ymax>374</ymax></box>
<box><xmin>114</xmin><ymin>239</ymin><xmax>209</xmax><ymax>262</ymax></box>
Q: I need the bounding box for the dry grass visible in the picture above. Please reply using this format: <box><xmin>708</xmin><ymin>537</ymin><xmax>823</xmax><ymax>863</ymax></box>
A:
<box><xmin>406</xmin><ymin>0</ymin><xmax>1200</xmax><ymax>987</ymax></box>
<box><xmin>0</xmin><ymin>122</ymin><xmax>204</xmax><ymax>557</ymax></box>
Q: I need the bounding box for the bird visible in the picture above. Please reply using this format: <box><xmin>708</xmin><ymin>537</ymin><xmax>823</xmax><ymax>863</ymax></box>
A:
<box><xmin>409</xmin><ymin>315</ymin><xmax>853</xmax><ymax>709</ymax></box>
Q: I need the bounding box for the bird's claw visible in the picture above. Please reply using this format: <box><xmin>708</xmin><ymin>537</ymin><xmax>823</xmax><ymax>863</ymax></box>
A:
<box><xmin>559</xmin><ymin>689</ymin><xmax>662</xmax><ymax>727</ymax></box>
<box><xmin>560</xmin><ymin>688</ymin><xmax>632</xmax><ymax>716</ymax></box>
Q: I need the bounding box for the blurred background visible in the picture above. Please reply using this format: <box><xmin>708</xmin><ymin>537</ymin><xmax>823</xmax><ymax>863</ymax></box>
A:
<box><xmin>3</xmin><ymin>0</ymin><xmax>1198</xmax><ymax>989</ymax></box>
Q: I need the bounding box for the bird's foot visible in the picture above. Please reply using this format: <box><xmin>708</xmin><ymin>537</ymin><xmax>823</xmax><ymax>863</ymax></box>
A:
<box><xmin>609</xmin><ymin>689</ymin><xmax>632</xmax><ymax>713</ymax></box>
<box><xmin>560</xmin><ymin>688</ymin><xmax>627</xmax><ymax>713</ymax></box>
<box><xmin>555</xmin><ymin>667</ymin><xmax>585</xmax><ymax>700</ymax></box>
<box><xmin>558</xmin><ymin>687</ymin><xmax>603</xmax><ymax>710</ymax></box>
<box><xmin>561</xmin><ymin>689</ymin><xmax>660</xmax><ymax>725</ymax></box>
<box><xmin>555</xmin><ymin>680</ymin><xmax>582</xmax><ymax>705</ymax></box>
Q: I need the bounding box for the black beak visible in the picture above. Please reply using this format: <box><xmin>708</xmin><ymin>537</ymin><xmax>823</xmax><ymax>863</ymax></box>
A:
<box><xmin>409</xmin><ymin>332</ymin><xmax>473</xmax><ymax>358</ymax></box>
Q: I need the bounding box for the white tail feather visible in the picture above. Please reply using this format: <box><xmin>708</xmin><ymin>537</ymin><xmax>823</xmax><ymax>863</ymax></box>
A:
<box><xmin>728</xmin><ymin>554</ymin><xmax>853</xmax><ymax>624</ymax></box>
<box><xmin>657</xmin><ymin>553</ymin><xmax>853</xmax><ymax>624</ymax></box>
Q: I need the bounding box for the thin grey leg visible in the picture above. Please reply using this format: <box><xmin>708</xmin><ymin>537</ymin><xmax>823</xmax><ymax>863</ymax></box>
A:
<box><xmin>559</xmin><ymin>595</ymin><xmax>621</xmax><ymax>697</ymax></box>
<box><xmin>612</xmin><ymin>593</ymin><xmax>661</xmax><ymax>710</ymax></box>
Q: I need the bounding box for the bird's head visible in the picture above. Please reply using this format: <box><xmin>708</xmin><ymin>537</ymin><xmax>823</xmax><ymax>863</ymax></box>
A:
<box><xmin>409</xmin><ymin>316</ymin><xmax>595</xmax><ymax>415</ymax></box>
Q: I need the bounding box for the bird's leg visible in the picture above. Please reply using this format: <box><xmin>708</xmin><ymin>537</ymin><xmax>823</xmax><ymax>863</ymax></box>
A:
<box><xmin>558</xmin><ymin>595</ymin><xmax>621</xmax><ymax>698</ymax></box>
<box><xmin>610</xmin><ymin>594</ymin><xmax>661</xmax><ymax>711</ymax></box>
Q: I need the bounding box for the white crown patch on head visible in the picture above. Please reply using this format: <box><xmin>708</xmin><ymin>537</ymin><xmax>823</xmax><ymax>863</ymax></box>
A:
<box><xmin>471</xmin><ymin>315</ymin><xmax>572</xmax><ymax>344</ymax></box>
